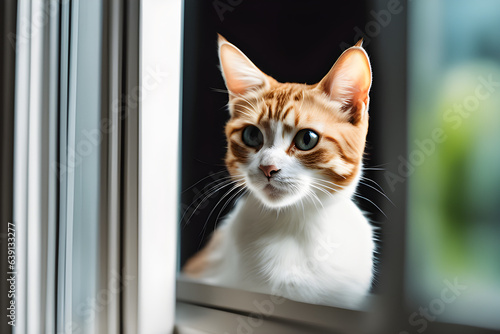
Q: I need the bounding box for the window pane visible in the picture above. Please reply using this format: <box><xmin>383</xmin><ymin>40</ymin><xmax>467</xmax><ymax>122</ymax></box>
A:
<box><xmin>178</xmin><ymin>0</ymin><xmax>390</xmax><ymax>312</ymax></box>
<box><xmin>408</xmin><ymin>0</ymin><xmax>500</xmax><ymax>330</ymax></box>
<box><xmin>61</xmin><ymin>0</ymin><xmax>103</xmax><ymax>332</ymax></box>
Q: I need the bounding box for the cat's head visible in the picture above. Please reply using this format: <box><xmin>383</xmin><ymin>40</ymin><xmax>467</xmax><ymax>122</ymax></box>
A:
<box><xmin>218</xmin><ymin>35</ymin><xmax>372</xmax><ymax>208</ymax></box>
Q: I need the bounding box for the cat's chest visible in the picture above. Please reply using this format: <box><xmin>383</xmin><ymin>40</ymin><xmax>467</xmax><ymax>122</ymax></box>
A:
<box><xmin>225</xmin><ymin>195</ymin><xmax>369</xmax><ymax>277</ymax></box>
<box><xmin>235</xmin><ymin>220</ymin><xmax>339</xmax><ymax>284</ymax></box>
<box><xmin>214</xmin><ymin>196</ymin><xmax>373</xmax><ymax>305</ymax></box>
<box><xmin>236</xmin><ymin>232</ymin><xmax>344</xmax><ymax>302</ymax></box>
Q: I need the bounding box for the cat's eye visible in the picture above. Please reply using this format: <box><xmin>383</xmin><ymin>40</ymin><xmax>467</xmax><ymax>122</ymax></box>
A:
<box><xmin>294</xmin><ymin>129</ymin><xmax>319</xmax><ymax>151</ymax></box>
<box><xmin>242</xmin><ymin>125</ymin><xmax>264</xmax><ymax>148</ymax></box>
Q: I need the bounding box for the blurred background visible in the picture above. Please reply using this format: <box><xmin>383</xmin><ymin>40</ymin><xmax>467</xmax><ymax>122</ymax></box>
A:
<box><xmin>407</xmin><ymin>0</ymin><xmax>500</xmax><ymax>330</ymax></box>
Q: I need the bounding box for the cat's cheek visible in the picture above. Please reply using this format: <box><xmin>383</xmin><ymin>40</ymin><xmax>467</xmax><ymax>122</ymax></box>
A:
<box><xmin>225</xmin><ymin>157</ymin><xmax>242</xmax><ymax>177</ymax></box>
<box><xmin>331</xmin><ymin>156</ymin><xmax>355</xmax><ymax>177</ymax></box>
<box><xmin>318</xmin><ymin>165</ymin><xmax>360</xmax><ymax>189</ymax></box>
<box><xmin>228</xmin><ymin>140</ymin><xmax>249</xmax><ymax>163</ymax></box>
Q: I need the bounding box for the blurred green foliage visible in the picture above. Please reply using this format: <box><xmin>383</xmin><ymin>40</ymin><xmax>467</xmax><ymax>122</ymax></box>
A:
<box><xmin>408</xmin><ymin>0</ymin><xmax>500</xmax><ymax>328</ymax></box>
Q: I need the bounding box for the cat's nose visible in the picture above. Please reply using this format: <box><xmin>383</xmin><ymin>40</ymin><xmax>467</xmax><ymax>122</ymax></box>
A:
<box><xmin>259</xmin><ymin>165</ymin><xmax>280</xmax><ymax>179</ymax></box>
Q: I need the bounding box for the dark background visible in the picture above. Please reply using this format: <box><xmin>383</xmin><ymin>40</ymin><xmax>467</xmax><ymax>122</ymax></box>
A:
<box><xmin>180</xmin><ymin>0</ymin><xmax>388</xmax><ymax>291</ymax></box>
<box><xmin>1</xmin><ymin>2</ymin><xmax>17</xmax><ymax>334</ymax></box>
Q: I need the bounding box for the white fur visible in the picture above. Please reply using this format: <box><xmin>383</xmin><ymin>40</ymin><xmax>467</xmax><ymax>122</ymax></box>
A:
<box><xmin>192</xmin><ymin>119</ymin><xmax>375</xmax><ymax>309</ymax></box>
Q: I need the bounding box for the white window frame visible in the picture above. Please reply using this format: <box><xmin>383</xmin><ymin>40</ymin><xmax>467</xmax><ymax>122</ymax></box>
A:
<box><xmin>138</xmin><ymin>0</ymin><xmax>182</xmax><ymax>332</ymax></box>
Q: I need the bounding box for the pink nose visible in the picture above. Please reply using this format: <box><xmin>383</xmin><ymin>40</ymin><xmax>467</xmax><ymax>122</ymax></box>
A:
<box><xmin>259</xmin><ymin>165</ymin><xmax>280</xmax><ymax>179</ymax></box>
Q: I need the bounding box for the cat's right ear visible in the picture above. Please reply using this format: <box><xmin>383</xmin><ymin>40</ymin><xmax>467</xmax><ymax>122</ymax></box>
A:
<box><xmin>218</xmin><ymin>35</ymin><xmax>270</xmax><ymax>96</ymax></box>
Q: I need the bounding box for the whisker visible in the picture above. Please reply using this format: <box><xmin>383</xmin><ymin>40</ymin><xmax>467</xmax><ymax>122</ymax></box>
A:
<box><xmin>198</xmin><ymin>182</ymin><xmax>245</xmax><ymax>246</ymax></box>
<box><xmin>202</xmin><ymin>181</ymin><xmax>245</xmax><ymax>234</ymax></box>
<box><xmin>181</xmin><ymin>180</ymin><xmax>234</xmax><ymax>225</ymax></box>
<box><xmin>306</xmin><ymin>188</ymin><xmax>324</xmax><ymax>213</ymax></box>
<box><xmin>353</xmin><ymin>194</ymin><xmax>388</xmax><ymax>219</ymax></box>
<box><xmin>358</xmin><ymin>180</ymin><xmax>394</xmax><ymax>206</ymax></box>
<box><xmin>359</xmin><ymin>176</ymin><xmax>384</xmax><ymax>192</ymax></box>
<box><xmin>309</xmin><ymin>179</ymin><xmax>388</xmax><ymax>218</ymax></box>
<box><xmin>211</xmin><ymin>87</ymin><xmax>230</xmax><ymax>94</ymax></box>
<box><xmin>365</xmin><ymin>162</ymin><xmax>390</xmax><ymax>168</ymax></box>
<box><xmin>299</xmin><ymin>197</ymin><xmax>306</xmax><ymax>222</ymax></box>
<box><xmin>309</xmin><ymin>183</ymin><xmax>335</xmax><ymax>197</ymax></box>
<box><xmin>181</xmin><ymin>179</ymin><xmax>242</xmax><ymax>226</ymax></box>
<box><xmin>214</xmin><ymin>186</ymin><xmax>248</xmax><ymax>230</ymax></box>
<box><xmin>310</xmin><ymin>180</ymin><xmax>341</xmax><ymax>193</ymax></box>
<box><xmin>182</xmin><ymin>170</ymin><xmax>230</xmax><ymax>193</ymax></box>
<box><xmin>311</xmin><ymin>177</ymin><xmax>348</xmax><ymax>189</ymax></box>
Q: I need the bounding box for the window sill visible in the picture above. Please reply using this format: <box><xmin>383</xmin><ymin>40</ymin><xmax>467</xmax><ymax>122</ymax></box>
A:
<box><xmin>176</xmin><ymin>277</ymin><xmax>374</xmax><ymax>334</ymax></box>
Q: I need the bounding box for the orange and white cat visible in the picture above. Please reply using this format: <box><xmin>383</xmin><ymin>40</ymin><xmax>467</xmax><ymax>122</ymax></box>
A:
<box><xmin>184</xmin><ymin>35</ymin><xmax>374</xmax><ymax>308</ymax></box>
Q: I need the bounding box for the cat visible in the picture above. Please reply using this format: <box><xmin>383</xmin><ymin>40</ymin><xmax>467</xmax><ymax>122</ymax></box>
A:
<box><xmin>183</xmin><ymin>35</ymin><xmax>375</xmax><ymax>309</ymax></box>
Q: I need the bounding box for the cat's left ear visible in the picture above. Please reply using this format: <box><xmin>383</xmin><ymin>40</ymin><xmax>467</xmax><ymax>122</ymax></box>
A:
<box><xmin>318</xmin><ymin>41</ymin><xmax>372</xmax><ymax>124</ymax></box>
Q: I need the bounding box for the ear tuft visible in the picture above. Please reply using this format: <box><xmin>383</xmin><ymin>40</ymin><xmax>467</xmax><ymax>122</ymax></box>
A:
<box><xmin>217</xmin><ymin>35</ymin><xmax>269</xmax><ymax>96</ymax></box>
<box><xmin>319</xmin><ymin>43</ymin><xmax>372</xmax><ymax>124</ymax></box>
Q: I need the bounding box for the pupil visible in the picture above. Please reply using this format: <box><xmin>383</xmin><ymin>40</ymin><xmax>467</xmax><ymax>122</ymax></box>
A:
<box><xmin>303</xmin><ymin>132</ymin><xmax>310</xmax><ymax>145</ymax></box>
<box><xmin>251</xmin><ymin>128</ymin><xmax>258</xmax><ymax>140</ymax></box>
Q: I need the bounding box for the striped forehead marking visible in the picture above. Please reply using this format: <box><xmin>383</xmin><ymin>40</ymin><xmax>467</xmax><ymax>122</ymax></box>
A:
<box><xmin>261</xmin><ymin>86</ymin><xmax>304</xmax><ymax>121</ymax></box>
